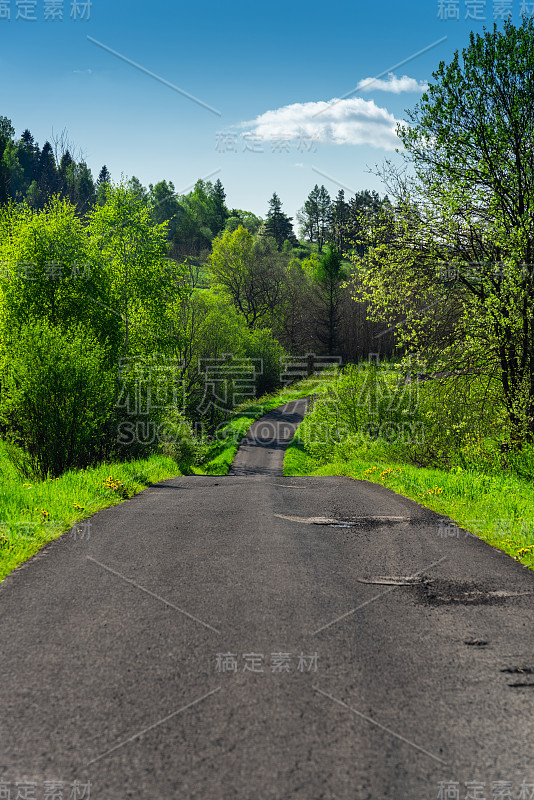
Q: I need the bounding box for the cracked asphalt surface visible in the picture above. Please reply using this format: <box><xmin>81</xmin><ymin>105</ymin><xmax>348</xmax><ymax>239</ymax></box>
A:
<box><xmin>1</xmin><ymin>398</ymin><xmax>534</xmax><ymax>799</ymax></box>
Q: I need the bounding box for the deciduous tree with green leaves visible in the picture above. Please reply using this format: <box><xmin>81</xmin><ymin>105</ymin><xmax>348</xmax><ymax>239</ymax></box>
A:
<box><xmin>87</xmin><ymin>182</ymin><xmax>172</xmax><ymax>358</ymax></box>
<box><xmin>358</xmin><ymin>18</ymin><xmax>534</xmax><ymax>445</ymax></box>
<box><xmin>207</xmin><ymin>225</ymin><xmax>287</xmax><ymax>328</ymax></box>
<box><xmin>0</xmin><ymin>196</ymin><xmax>119</xmax><ymax>361</ymax></box>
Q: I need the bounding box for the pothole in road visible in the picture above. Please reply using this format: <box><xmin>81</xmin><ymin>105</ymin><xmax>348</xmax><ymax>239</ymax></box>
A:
<box><xmin>274</xmin><ymin>514</ymin><xmax>410</xmax><ymax>527</ymax></box>
<box><xmin>502</xmin><ymin>667</ymin><xmax>534</xmax><ymax>674</ymax></box>
<box><xmin>507</xmin><ymin>682</ymin><xmax>534</xmax><ymax>688</ymax></box>
<box><xmin>355</xmin><ymin>577</ymin><xmax>534</xmax><ymax>605</ymax></box>
<box><xmin>464</xmin><ymin>638</ymin><xmax>489</xmax><ymax>647</ymax></box>
<box><xmin>357</xmin><ymin>575</ymin><xmax>428</xmax><ymax>586</ymax></box>
<box><xmin>274</xmin><ymin>514</ymin><xmax>357</xmax><ymax>526</ymax></box>
<box><xmin>503</xmin><ymin>669</ymin><xmax>534</xmax><ymax>688</ymax></box>
<box><xmin>412</xmin><ymin>579</ymin><xmax>534</xmax><ymax>606</ymax></box>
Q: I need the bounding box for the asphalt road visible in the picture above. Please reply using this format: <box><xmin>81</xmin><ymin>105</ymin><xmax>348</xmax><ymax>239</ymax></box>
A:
<box><xmin>229</xmin><ymin>398</ymin><xmax>310</xmax><ymax>476</ymax></box>
<box><xmin>1</xmin><ymin>399</ymin><xmax>534</xmax><ymax>799</ymax></box>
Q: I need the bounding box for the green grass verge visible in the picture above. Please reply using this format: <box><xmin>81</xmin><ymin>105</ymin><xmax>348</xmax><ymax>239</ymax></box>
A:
<box><xmin>0</xmin><ymin>447</ymin><xmax>183</xmax><ymax>583</ymax></box>
<box><xmin>284</xmin><ymin>439</ymin><xmax>534</xmax><ymax>570</ymax></box>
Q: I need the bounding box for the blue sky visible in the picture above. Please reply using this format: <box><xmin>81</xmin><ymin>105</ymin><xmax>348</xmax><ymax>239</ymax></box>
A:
<box><xmin>0</xmin><ymin>0</ymin><xmax>528</xmax><ymax>221</ymax></box>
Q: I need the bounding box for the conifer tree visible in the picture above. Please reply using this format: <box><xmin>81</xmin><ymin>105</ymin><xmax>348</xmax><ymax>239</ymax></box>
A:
<box><xmin>264</xmin><ymin>192</ymin><xmax>298</xmax><ymax>250</ymax></box>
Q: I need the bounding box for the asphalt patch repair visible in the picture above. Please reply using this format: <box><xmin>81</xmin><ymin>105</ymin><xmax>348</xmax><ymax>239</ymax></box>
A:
<box><xmin>356</xmin><ymin>576</ymin><xmax>534</xmax><ymax>605</ymax></box>
<box><xmin>410</xmin><ymin>578</ymin><xmax>534</xmax><ymax>606</ymax></box>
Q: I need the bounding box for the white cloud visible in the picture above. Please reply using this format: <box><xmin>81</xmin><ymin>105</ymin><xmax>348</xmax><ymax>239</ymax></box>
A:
<box><xmin>356</xmin><ymin>73</ymin><xmax>428</xmax><ymax>94</ymax></box>
<box><xmin>242</xmin><ymin>98</ymin><xmax>404</xmax><ymax>150</ymax></box>
<box><xmin>73</xmin><ymin>69</ymin><xmax>93</xmax><ymax>75</ymax></box>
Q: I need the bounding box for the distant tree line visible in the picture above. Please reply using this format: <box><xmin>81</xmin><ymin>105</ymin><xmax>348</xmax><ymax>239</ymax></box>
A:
<box><xmin>0</xmin><ymin>114</ymin><xmax>396</xmax><ymax>366</ymax></box>
<box><xmin>0</xmin><ymin>116</ymin><xmax>399</xmax><ymax>478</ymax></box>
<box><xmin>296</xmin><ymin>184</ymin><xmax>391</xmax><ymax>255</ymax></box>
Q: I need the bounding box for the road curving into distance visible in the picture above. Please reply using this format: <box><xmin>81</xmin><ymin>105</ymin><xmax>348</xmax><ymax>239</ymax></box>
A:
<box><xmin>1</xmin><ymin>400</ymin><xmax>533</xmax><ymax>799</ymax></box>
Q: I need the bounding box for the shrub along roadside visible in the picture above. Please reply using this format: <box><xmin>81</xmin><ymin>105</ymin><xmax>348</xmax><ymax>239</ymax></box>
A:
<box><xmin>1</xmin><ymin>320</ymin><xmax>118</xmax><ymax>479</ymax></box>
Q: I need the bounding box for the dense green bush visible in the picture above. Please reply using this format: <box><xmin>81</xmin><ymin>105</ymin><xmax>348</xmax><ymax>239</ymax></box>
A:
<box><xmin>402</xmin><ymin>372</ymin><xmax>505</xmax><ymax>469</ymax></box>
<box><xmin>301</xmin><ymin>362</ymin><xmax>420</xmax><ymax>462</ymax></box>
<box><xmin>1</xmin><ymin>320</ymin><xmax>117</xmax><ymax>478</ymax></box>
<box><xmin>159</xmin><ymin>404</ymin><xmax>208</xmax><ymax>470</ymax></box>
<box><xmin>243</xmin><ymin>327</ymin><xmax>285</xmax><ymax>398</ymax></box>
<box><xmin>299</xmin><ymin>361</ymin><xmax>534</xmax><ymax>479</ymax></box>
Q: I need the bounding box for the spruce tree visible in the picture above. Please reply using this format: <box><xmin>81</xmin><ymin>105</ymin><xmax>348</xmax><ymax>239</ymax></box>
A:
<box><xmin>96</xmin><ymin>165</ymin><xmax>111</xmax><ymax>188</ymax></box>
<box><xmin>75</xmin><ymin>162</ymin><xmax>96</xmax><ymax>213</ymax></box>
<box><xmin>18</xmin><ymin>129</ymin><xmax>40</xmax><ymax>192</ymax></box>
<box><xmin>95</xmin><ymin>165</ymin><xmax>111</xmax><ymax>205</ymax></box>
<box><xmin>264</xmin><ymin>192</ymin><xmax>298</xmax><ymax>250</ymax></box>
<box><xmin>314</xmin><ymin>245</ymin><xmax>346</xmax><ymax>356</ymax></box>
<box><xmin>209</xmin><ymin>178</ymin><xmax>228</xmax><ymax>237</ymax></box>
<box><xmin>58</xmin><ymin>150</ymin><xmax>74</xmax><ymax>200</ymax></box>
<box><xmin>37</xmin><ymin>142</ymin><xmax>58</xmax><ymax>203</ymax></box>
<box><xmin>0</xmin><ymin>116</ymin><xmax>15</xmax><ymax>205</ymax></box>
<box><xmin>330</xmin><ymin>189</ymin><xmax>349</xmax><ymax>252</ymax></box>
